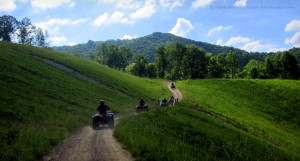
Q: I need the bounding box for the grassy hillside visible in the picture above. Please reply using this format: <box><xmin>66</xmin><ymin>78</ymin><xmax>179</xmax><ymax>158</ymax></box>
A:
<box><xmin>177</xmin><ymin>79</ymin><xmax>300</xmax><ymax>155</ymax></box>
<box><xmin>114</xmin><ymin>106</ymin><xmax>298</xmax><ymax>161</ymax></box>
<box><xmin>114</xmin><ymin>79</ymin><xmax>299</xmax><ymax>160</ymax></box>
<box><xmin>0</xmin><ymin>42</ymin><xmax>170</xmax><ymax>161</ymax></box>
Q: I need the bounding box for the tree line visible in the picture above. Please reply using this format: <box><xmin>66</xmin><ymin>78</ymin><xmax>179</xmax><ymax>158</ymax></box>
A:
<box><xmin>0</xmin><ymin>15</ymin><xmax>49</xmax><ymax>48</ymax></box>
<box><xmin>90</xmin><ymin>41</ymin><xmax>299</xmax><ymax>80</ymax></box>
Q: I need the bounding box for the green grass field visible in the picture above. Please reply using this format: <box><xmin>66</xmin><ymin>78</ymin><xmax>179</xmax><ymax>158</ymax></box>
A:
<box><xmin>0</xmin><ymin>42</ymin><xmax>169</xmax><ymax>161</ymax></box>
<box><xmin>114</xmin><ymin>106</ymin><xmax>298</xmax><ymax>161</ymax></box>
<box><xmin>177</xmin><ymin>79</ymin><xmax>300</xmax><ymax>156</ymax></box>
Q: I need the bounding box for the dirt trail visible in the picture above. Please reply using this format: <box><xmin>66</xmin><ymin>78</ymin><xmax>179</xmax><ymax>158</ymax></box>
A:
<box><xmin>40</xmin><ymin>58</ymin><xmax>134</xmax><ymax>161</ymax></box>
<box><xmin>167</xmin><ymin>82</ymin><xmax>183</xmax><ymax>101</ymax></box>
<box><xmin>43</xmin><ymin>120</ymin><xmax>134</xmax><ymax>161</ymax></box>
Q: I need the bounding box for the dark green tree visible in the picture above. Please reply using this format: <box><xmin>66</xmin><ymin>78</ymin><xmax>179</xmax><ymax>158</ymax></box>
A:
<box><xmin>208</xmin><ymin>53</ymin><xmax>227</xmax><ymax>78</ymax></box>
<box><xmin>280</xmin><ymin>52</ymin><xmax>298</xmax><ymax>79</ymax></box>
<box><xmin>182</xmin><ymin>45</ymin><xmax>208</xmax><ymax>79</ymax></box>
<box><xmin>242</xmin><ymin>59</ymin><xmax>265</xmax><ymax>79</ymax></box>
<box><xmin>146</xmin><ymin>63</ymin><xmax>157</xmax><ymax>78</ymax></box>
<box><xmin>0</xmin><ymin>15</ymin><xmax>19</xmax><ymax>42</ymax></box>
<box><xmin>265</xmin><ymin>56</ymin><xmax>277</xmax><ymax>78</ymax></box>
<box><xmin>156</xmin><ymin>45</ymin><xmax>168</xmax><ymax>77</ymax></box>
<box><xmin>93</xmin><ymin>43</ymin><xmax>133</xmax><ymax>70</ymax></box>
<box><xmin>126</xmin><ymin>54</ymin><xmax>149</xmax><ymax>77</ymax></box>
<box><xmin>226</xmin><ymin>52</ymin><xmax>239</xmax><ymax>79</ymax></box>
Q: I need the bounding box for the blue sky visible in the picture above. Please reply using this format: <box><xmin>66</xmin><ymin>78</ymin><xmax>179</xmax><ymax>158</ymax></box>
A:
<box><xmin>1</xmin><ymin>0</ymin><xmax>300</xmax><ymax>52</ymax></box>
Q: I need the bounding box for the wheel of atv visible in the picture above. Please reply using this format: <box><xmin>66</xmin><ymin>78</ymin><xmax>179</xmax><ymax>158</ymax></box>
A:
<box><xmin>108</xmin><ymin>117</ymin><xmax>114</xmax><ymax>128</ymax></box>
<box><xmin>93</xmin><ymin>121</ymin><xmax>98</xmax><ymax>130</ymax></box>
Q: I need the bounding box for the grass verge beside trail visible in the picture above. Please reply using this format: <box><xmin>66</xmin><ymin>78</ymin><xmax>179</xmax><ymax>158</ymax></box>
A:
<box><xmin>114</xmin><ymin>107</ymin><xmax>298</xmax><ymax>161</ymax></box>
<box><xmin>0</xmin><ymin>42</ymin><xmax>170</xmax><ymax>161</ymax></box>
<box><xmin>176</xmin><ymin>79</ymin><xmax>300</xmax><ymax>156</ymax></box>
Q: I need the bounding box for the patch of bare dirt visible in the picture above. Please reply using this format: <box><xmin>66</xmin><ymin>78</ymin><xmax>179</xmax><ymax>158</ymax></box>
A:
<box><xmin>43</xmin><ymin>122</ymin><xmax>134</xmax><ymax>161</ymax></box>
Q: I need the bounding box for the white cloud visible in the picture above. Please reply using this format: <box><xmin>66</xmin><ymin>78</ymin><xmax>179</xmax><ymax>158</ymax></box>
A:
<box><xmin>0</xmin><ymin>0</ymin><xmax>16</xmax><ymax>12</ymax></box>
<box><xmin>160</xmin><ymin>0</ymin><xmax>184</xmax><ymax>10</ymax></box>
<box><xmin>31</xmin><ymin>0</ymin><xmax>75</xmax><ymax>10</ymax></box>
<box><xmin>234</xmin><ymin>0</ymin><xmax>247</xmax><ymax>7</ymax></box>
<box><xmin>99</xmin><ymin>0</ymin><xmax>142</xmax><ymax>9</ymax></box>
<box><xmin>239</xmin><ymin>40</ymin><xmax>273</xmax><ymax>52</ymax></box>
<box><xmin>285</xmin><ymin>31</ymin><xmax>300</xmax><ymax>44</ymax></box>
<box><xmin>130</xmin><ymin>0</ymin><xmax>156</xmax><ymax>19</ymax></box>
<box><xmin>224</xmin><ymin>36</ymin><xmax>250</xmax><ymax>46</ymax></box>
<box><xmin>191</xmin><ymin>0</ymin><xmax>215</xmax><ymax>8</ymax></box>
<box><xmin>216</xmin><ymin>39</ymin><xmax>223</xmax><ymax>45</ymax></box>
<box><xmin>120</xmin><ymin>35</ymin><xmax>137</xmax><ymax>40</ymax></box>
<box><xmin>267</xmin><ymin>48</ymin><xmax>287</xmax><ymax>53</ymax></box>
<box><xmin>49</xmin><ymin>36</ymin><xmax>68</xmax><ymax>46</ymax></box>
<box><xmin>207</xmin><ymin>25</ymin><xmax>232</xmax><ymax>36</ymax></box>
<box><xmin>285</xmin><ymin>20</ymin><xmax>300</xmax><ymax>31</ymax></box>
<box><xmin>67</xmin><ymin>42</ymin><xmax>76</xmax><ymax>46</ymax></box>
<box><xmin>169</xmin><ymin>18</ymin><xmax>194</xmax><ymax>37</ymax></box>
<box><xmin>293</xmin><ymin>44</ymin><xmax>300</xmax><ymax>48</ymax></box>
<box><xmin>34</xmin><ymin>18</ymin><xmax>88</xmax><ymax>35</ymax></box>
<box><xmin>92</xmin><ymin>12</ymin><xmax>134</xmax><ymax>26</ymax></box>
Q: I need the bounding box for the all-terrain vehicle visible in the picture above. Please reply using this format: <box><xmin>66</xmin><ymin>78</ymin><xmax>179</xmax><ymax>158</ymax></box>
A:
<box><xmin>92</xmin><ymin>112</ymin><xmax>114</xmax><ymax>130</ymax></box>
<box><xmin>170</xmin><ymin>83</ymin><xmax>176</xmax><ymax>89</ymax></box>
<box><xmin>136</xmin><ymin>105</ymin><xmax>149</xmax><ymax>112</ymax></box>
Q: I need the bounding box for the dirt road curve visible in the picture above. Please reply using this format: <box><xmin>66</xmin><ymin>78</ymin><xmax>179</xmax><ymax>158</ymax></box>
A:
<box><xmin>167</xmin><ymin>82</ymin><xmax>183</xmax><ymax>101</ymax></box>
<box><xmin>43</xmin><ymin>122</ymin><xmax>133</xmax><ymax>161</ymax></box>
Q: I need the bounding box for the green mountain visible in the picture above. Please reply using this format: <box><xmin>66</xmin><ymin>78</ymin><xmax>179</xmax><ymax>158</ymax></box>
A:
<box><xmin>53</xmin><ymin>32</ymin><xmax>248</xmax><ymax>61</ymax></box>
<box><xmin>53</xmin><ymin>32</ymin><xmax>300</xmax><ymax>69</ymax></box>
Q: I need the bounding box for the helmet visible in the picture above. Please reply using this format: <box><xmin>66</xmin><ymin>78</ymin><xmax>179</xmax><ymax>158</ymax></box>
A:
<box><xmin>100</xmin><ymin>100</ymin><xmax>104</xmax><ymax>104</ymax></box>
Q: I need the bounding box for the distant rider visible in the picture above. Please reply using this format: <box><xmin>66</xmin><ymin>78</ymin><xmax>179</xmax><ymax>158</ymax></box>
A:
<box><xmin>97</xmin><ymin>100</ymin><xmax>110</xmax><ymax>115</ymax></box>
<box><xmin>139</xmin><ymin>98</ymin><xmax>145</xmax><ymax>107</ymax></box>
<box><xmin>170</xmin><ymin>96</ymin><xmax>174</xmax><ymax>101</ymax></box>
<box><xmin>171</xmin><ymin>82</ymin><xmax>175</xmax><ymax>88</ymax></box>
<box><xmin>162</xmin><ymin>98</ymin><xmax>167</xmax><ymax>104</ymax></box>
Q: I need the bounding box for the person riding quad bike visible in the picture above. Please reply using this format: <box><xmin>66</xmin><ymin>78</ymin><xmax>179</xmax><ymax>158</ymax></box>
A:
<box><xmin>160</xmin><ymin>98</ymin><xmax>168</xmax><ymax>106</ymax></box>
<box><xmin>97</xmin><ymin>100</ymin><xmax>110</xmax><ymax>115</ymax></box>
<box><xmin>92</xmin><ymin>100</ymin><xmax>114</xmax><ymax>129</ymax></box>
<box><xmin>136</xmin><ymin>98</ymin><xmax>148</xmax><ymax>112</ymax></box>
<box><xmin>170</xmin><ymin>82</ymin><xmax>176</xmax><ymax>89</ymax></box>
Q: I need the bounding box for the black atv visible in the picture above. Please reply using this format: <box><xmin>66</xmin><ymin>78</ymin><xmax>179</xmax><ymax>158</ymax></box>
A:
<box><xmin>136</xmin><ymin>105</ymin><xmax>149</xmax><ymax>112</ymax></box>
<box><xmin>92</xmin><ymin>112</ymin><xmax>114</xmax><ymax>130</ymax></box>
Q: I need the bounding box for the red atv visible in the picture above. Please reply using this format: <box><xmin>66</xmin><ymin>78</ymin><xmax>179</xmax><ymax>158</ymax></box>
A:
<box><xmin>92</xmin><ymin>112</ymin><xmax>114</xmax><ymax>130</ymax></box>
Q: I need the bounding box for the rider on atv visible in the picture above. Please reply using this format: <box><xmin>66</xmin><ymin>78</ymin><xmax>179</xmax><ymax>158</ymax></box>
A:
<box><xmin>139</xmin><ymin>98</ymin><xmax>145</xmax><ymax>108</ymax></box>
<box><xmin>97</xmin><ymin>100</ymin><xmax>110</xmax><ymax>115</ymax></box>
<box><xmin>171</xmin><ymin>82</ymin><xmax>176</xmax><ymax>89</ymax></box>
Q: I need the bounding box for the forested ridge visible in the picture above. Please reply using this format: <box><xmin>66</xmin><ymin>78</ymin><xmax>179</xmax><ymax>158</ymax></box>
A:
<box><xmin>53</xmin><ymin>32</ymin><xmax>300</xmax><ymax>68</ymax></box>
<box><xmin>53</xmin><ymin>32</ymin><xmax>248</xmax><ymax>61</ymax></box>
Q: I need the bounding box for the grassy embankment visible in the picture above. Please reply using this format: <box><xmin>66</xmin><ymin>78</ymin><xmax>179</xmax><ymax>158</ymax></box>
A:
<box><xmin>177</xmin><ymin>79</ymin><xmax>300</xmax><ymax>155</ymax></box>
<box><xmin>114</xmin><ymin>79</ymin><xmax>299</xmax><ymax>160</ymax></box>
<box><xmin>0</xmin><ymin>42</ymin><xmax>170</xmax><ymax>161</ymax></box>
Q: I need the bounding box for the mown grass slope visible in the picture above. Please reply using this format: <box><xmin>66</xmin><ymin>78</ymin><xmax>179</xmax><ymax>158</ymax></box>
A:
<box><xmin>177</xmin><ymin>79</ymin><xmax>300</xmax><ymax>156</ymax></box>
<box><xmin>114</xmin><ymin>107</ymin><xmax>298</xmax><ymax>161</ymax></box>
<box><xmin>0</xmin><ymin>42</ymin><xmax>170</xmax><ymax>161</ymax></box>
